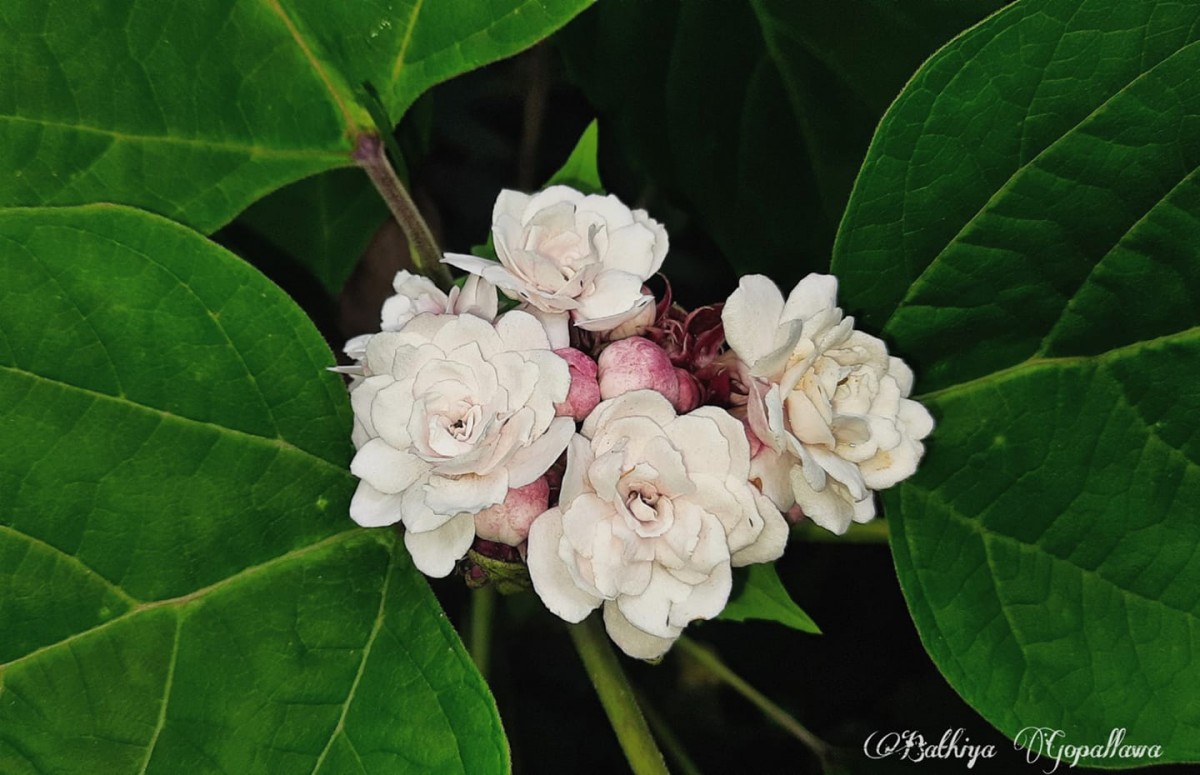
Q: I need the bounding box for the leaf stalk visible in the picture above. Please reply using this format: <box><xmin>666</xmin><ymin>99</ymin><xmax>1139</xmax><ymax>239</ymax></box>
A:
<box><xmin>568</xmin><ymin>615</ymin><xmax>670</xmax><ymax>775</ymax></box>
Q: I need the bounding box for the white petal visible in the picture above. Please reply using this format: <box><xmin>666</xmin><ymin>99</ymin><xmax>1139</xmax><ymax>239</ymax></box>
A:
<box><xmin>520</xmin><ymin>305</ymin><xmax>570</xmax><ymax>349</ymax></box>
<box><xmin>350</xmin><ymin>438</ymin><xmax>430</xmax><ymax>494</ymax></box>
<box><xmin>780</xmin><ymin>273</ymin><xmax>839</xmax><ymax>324</ymax></box>
<box><xmin>582</xmin><ymin>390</ymin><xmax>676</xmax><ymax>438</ymax></box>
<box><xmin>748</xmin><ymin>447</ymin><xmax>796</xmax><ymax>511</ymax></box>
<box><xmin>424</xmin><ymin>470</ymin><xmax>509</xmax><ymax>515</ymax></box>
<box><xmin>522</xmin><ymin>185</ymin><xmax>585</xmax><ymax>223</ymax></box>
<box><xmin>574</xmin><ymin>270</ymin><xmax>646</xmax><ymax>329</ymax></box>
<box><xmin>618</xmin><ymin>566</ymin><xmax>692</xmax><ymax>638</ymax></box>
<box><xmin>722</xmin><ymin>275</ymin><xmax>785</xmax><ymax>367</ymax></box>
<box><xmin>404</xmin><ymin>512</ymin><xmax>475</xmax><ymax>578</ymax></box>
<box><xmin>527</xmin><ymin>508</ymin><xmax>602</xmax><ymax>622</ymax></box>
<box><xmin>632</xmin><ymin>209</ymin><xmax>669</xmax><ymax>275</ymax></box>
<box><xmin>493</xmin><ymin>189</ymin><xmax>534</xmax><ymax>223</ymax></box>
<box><xmin>730</xmin><ymin>491</ymin><xmax>788</xmax><ymax>567</ymax></box>
<box><xmin>454</xmin><ymin>274</ymin><xmax>499</xmax><ymax>322</ymax></box>
<box><xmin>495</xmin><ymin>309</ymin><xmax>552</xmax><ymax>351</ymax></box>
<box><xmin>349</xmin><ymin>481</ymin><xmax>404</xmax><ymax>527</ymax></box>
<box><xmin>602</xmin><ymin>602</ymin><xmax>678</xmax><ymax>660</ymax></box>
<box><xmin>441</xmin><ymin>253</ymin><xmax>528</xmax><ymax>297</ymax></box>
<box><xmin>506</xmin><ymin>416</ymin><xmax>575</xmax><ymax>487</ymax></box>
<box><xmin>559</xmin><ymin>433</ymin><xmax>594</xmax><ymax>506</ymax></box>
<box><xmin>602</xmin><ymin>222</ymin><xmax>659</xmax><ymax>278</ymax></box>
<box><xmin>668</xmin><ymin>560</ymin><xmax>732</xmax><ymax>627</ymax></box>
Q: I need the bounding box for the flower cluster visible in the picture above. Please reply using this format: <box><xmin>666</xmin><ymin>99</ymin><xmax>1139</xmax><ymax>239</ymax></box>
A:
<box><xmin>341</xmin><ymin>186</ymin><xmax>933</xmax><ymax>658</ymax></box>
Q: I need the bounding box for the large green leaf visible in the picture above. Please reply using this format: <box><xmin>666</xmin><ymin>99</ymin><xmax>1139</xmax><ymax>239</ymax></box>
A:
<box><xmin>0</xmin><ymin>0</ymin><xmax>592</xmax><ymax>233</ymax></box>
<box><xmin>833</xmin><ymin>0</ymin><xmax>1200</xmax><ymax>763</ymax></box>
<box><xmin>0</xmin><ymin>206</ymin><xmax>507</xmax><ymax>773</ymax></box>
<box><xmin>560</xmin><ymin>0</ymin><xmax>1005</xmax><ymax>282</ymax></box>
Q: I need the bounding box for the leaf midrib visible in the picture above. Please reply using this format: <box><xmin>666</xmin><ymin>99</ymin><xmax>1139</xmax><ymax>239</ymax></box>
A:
<box><xmin>0</xmin><ymin>361</ymin><xmax>350</xmax><ymax>474</ymax></box>
<box><xmin>0</xmin><ymin>528</ymin><xmax>370</xmax><ymax>676</ymax></box>
<box><xmin>0</xmin><ymin>114</ymin><xmax>352</xmax><ymax>160</ymax></box>
<box><xmin>914</xmin><ymin>325</ymin><xmax>1200</xmax><ymax>404</ymax></box>
<box><xmin>878</xmin><ymin>36</ymin><xmax>1200</xmax><ymax>333</ymax></box>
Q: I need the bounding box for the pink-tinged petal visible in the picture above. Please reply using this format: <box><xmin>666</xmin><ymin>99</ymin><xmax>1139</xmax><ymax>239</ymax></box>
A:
<box><xmin>441</xmin><ymin>253</ymin><xmax>527</xmax><ymax>297</ymax></box>
<box><xmin>632</xmin><ymin>209</ymin><xmax>669</xmax><ymax>274</ymax></box>
<box><xmin>474</xmin><ymin>477</ymin><xmax>551</xmax><ymax>546</ymax></box>
<box><xmin>506</xmin><ymin>416</ymin><xmax>575</xmax><ymax>487</ymax></box>
<box><xmin>521</xmin><ymin>306</ymin><xmax>570</xmax><ymax>348</ymax></box>
<box><xmin>722</xmin><ymin>275</ymin><xmax>785</xmax><ymax>367</ymax></box>
<box><xmin>616</xmin><ymin>566</ymin><xmax>692</xmax><ymax>638</ymax></box>
<box><xmin>405</xmin><ymin>512</ymin><xmax>476</xmax><ymax>578</ymax></box>
<box><xmin>400</xmin><ymin>486</ymin><xmax>452</xmax><ymax>532</ymax></box>
<box><xmin>583</xmin><ymin>389</ymin><xmax>677</xmax><ymax>438</ymax></box>
<box><xmin>522</xmin><ymin>186</ymin><xmax>585</xmax><ymax>223</ymax></box>
<box><xmin>668</xmin><ymin>560</ymin><xmax>732</xmax><ymax>627</ymax></box>
<box><xmin>431</xmin><ymin>313</ymin><xmax>502</xmax><ymax>355</ymax></box>
<box><xmin>577</xmin><ymin>192</ymin><xmax>636</xmax><ymax>229</ymax></box>
<box><xmin>349</xmin><ymin>481</ymin><xmax>404</xmax><ymax>527</ymax></box>
<box><xmin>493</xmin><ymin>188</ymin><xmax>534</xmax><ymax>223</ymax></box>
<box><xmin>603</xmin><ymin>222</ymin><xmax>659</xmax><ymax>278</ymax></box>
<box><xmin>371</xmin><ymin>380</ymin><xmax>419</xmax><ymax>450</ymax></box>
<box><xmin>663</xmin><ymin>412</ymin><xmax>731</xmax><ymax>477</ymax></box>
<box><xmin>780</xmin><ymin>273</ymin><xmax>839</xmax><ymax>324</ymax></box>
<box><xmin>528</xmin><ymin>507</ymin><xmax>602</xmax><ymax>622</ymax></box>
<box><xmin>602</xmin><ymin>603</ymin><xmax>678</xmax><ymax>660</ymax></box>
<box><xmin>495</xmin><ymin>309</ymin><xmax>553</xmax><ymax>352</ymax></box>
<box><xmin>350</xmin><ymin>438</ymin><xmax>429</xmax><ymax>494</ymax></box>
<box><xmin>452</xmin><ymin>275</ymin><xmax>499</xmax><ymax>322</ymax></box>
<box><xmin>574</xmin><ymin>270</ymin><xmax>647</xmax><ymax>328</ymax></box>
<box><xmin>729</xmin><ymin>491</ymin><xmax>788</xmax><ymax>567</ymax></box>
<box><xmin>424</xmin><ymin>469</ymin><xmax>509</xmax><ymax>515</ymax></box>
<box><xmin>749</xmin><ymin>446</ymin><xmax>796</xmax><ymax>511</ymax></box>
<box><xmin>349</xmin><ymin>375</ymin><xmax>391</xmax><ymax>439</ymax></box>
<box><xmin>559</xmin><ymin>434</ymin><xmax>594</xmax><ymax>506</ymax></box>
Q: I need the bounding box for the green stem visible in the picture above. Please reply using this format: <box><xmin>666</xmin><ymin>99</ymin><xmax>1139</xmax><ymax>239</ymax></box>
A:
<box><xmin>792</xmin><ymin>517</ymin><xmax>890</xmax><ymax>544</ymax></box>
<box><xmin>468</xmin><ymin>584</ymin><xmax>495</xmax><ymax>681</ymax></box>
<box><xmin>353</xmin><ymin>132</ymin><xmax>453</xmax><ymax>290</ymax></box>
<box><xmin>634</xmin><ymin>687</ymin><xmax>702</xmax><ymax>775</ymax></box>
<box><xmin>676</xmin><ymin>636</ymin><xmax>831</xmax><ymax>768</ymax></box>
<box><xmin>568</xmin><ymin>615</ymin><xmax>670</xmax><ymax>775</ymax></box>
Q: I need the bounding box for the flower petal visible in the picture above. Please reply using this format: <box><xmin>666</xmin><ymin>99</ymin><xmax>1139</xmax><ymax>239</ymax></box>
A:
<box><xmin>350</xmin><ymin>438</ymin><xmax>430</xmax><ymax>494</ymax></box>
<box><xmin>404</xmin><ymin>512</ymin><xmax>476</xmax><ymax>578</ymax></box>
<box><xmin>349</xmin><ymin>480</ymin><xmax>404</xmax><ymax>527</ymax></box>
<box><xmin>722</xmin><ymin>275</ymin><xmax>785</xmax><ymax>367</ymax></box>
<box><xmin>602</xmin><ymin>602</ymin><xmax>678</xmax><ymax>660</ymax></box>
<box><xmin>527</xmin><ymin>507</ymin><xmax>602</xmax><ymax>622</ymax></box>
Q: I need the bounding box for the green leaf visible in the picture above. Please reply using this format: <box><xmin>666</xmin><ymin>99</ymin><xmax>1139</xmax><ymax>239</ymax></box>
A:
<box><xmin>560</xmin><ymin>0</ymin><xmax>1004</xmax><ymax>281</ymax></box>
<box><xmin>717</xmin><ymin>564</ymin><xmax>820</xmax><ymax>634</ymax></box>
<box><xmin>545</xmin><ymin>119</ymin><xmax>602</xmax><ymax>194</ymax></box>
<box><xmin>0</xmin><ymin>0</ymin><xmax>593</xmax><ymax>233</ymax></box>
<box><xmin>238</xmin><ymin>168</ymin><xmax>391</xmax><ymax>293</ymax></box>
<box><xmin>0</xmin><ymin>206</ymin><xmax>507</xmax><ymax>773</ymax></box>
<box><xmin>833</xmin><ymin>0</ymin><xmax>1200</xmax><ymax>764</ymax></box>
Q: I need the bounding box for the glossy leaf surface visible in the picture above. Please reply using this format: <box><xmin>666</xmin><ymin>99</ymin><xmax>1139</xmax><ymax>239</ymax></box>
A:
<box><xmin>0</xmin><ymin>206</ymin><xmax>507</xmax><ymax>774</ymax></box>
<box><xmin>833</xmin><ymin>0</ymin><xmax>1200</xmax><ymax>762</ymax></box>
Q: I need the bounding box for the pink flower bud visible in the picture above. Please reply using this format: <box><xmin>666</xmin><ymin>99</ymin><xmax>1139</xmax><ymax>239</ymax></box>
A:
<box><xmin>473</xmin><ymin>477</ymin><xmax>551</xmax><ymax>546</ymax></box>
<box><xmin>553</xmin><ymin>347</ymin><xmax>601</xmax><ymax>421</ymax></box>
<box><xmin>597</xmin><ymin>337</ymin><xmax>679</xmax><ymax>405</ymax></box>
<box><xmin>673</xmin><ymin>368</ymin><xmax>701</xmax><ymax>413</ymax></box>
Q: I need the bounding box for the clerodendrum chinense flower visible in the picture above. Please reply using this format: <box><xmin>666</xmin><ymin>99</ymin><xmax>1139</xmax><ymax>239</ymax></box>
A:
<box><xmin>527</xmin><ymin>390</ymin><xmax>788</xmax><ymax>659</ymax></box>
<box><xmin>722</xmin><ymin>274</ymin><xmax>934</xmax><ymax>534</ymax></box>
<box><xmin>348</xmin><ymin>310</ymin><xmax>573</xmax><ymax>576</ymax></box>
<box><xmin>442</xmin><ymin>185</ymin><xmax>669</xmax><ymax>332</ymax></box>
